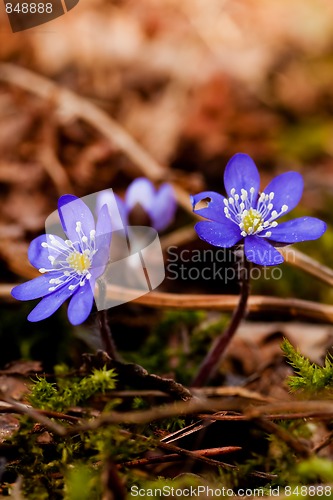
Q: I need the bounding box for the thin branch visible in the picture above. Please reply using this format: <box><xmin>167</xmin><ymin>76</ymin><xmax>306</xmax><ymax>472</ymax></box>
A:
<box><xmin>81</xmin><ymin>350</ymin><xmax>193</xmax><ymax>401</ymax></box>
<box><xmin>3</xmin><ymin>282</ymin><xmax>333</xmax><ymax>323</ymax></box>
<box><xmin>61</xmin><ymin>398</ymin><xmax>245</xmax><ymax>436</ymax></box>
<box><xmin>1</xmin><ymin>396</ymin><xmax>66</xmax><ymax>436</ymax></box>
<box><xmin>280</xmin><ymin>247</ymin><xmax>333</xmax><ymax>288</ymax></box>
<box><xmin>245</xmin><ymin>401</ymin><xmax>333</xmax><ymax>419</ymax></box>
<box><xmin>253</xmin><ymin>418</ymin><xmax>310</xmax><ymax>457</ymax></box>
<box><xmin>120</xmin><ymin>446</ymin><xmax>242</xmax><ymax>468</ymax></box>
<box><xmin>313</xmin><ymin>431</ymin><xmax>333</xmax><ymax>453</ymax></box>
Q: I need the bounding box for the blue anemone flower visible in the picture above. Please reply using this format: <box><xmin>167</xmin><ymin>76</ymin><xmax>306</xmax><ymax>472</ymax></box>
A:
<box><xmin>191</xmin><ymin>153</ymin><xmax>326</xmax><ymax>266</ymax></box>
<box><xmin>11</xmin><ymin>195</ymin><xmax>112</xmax><ymax>325</ymax></box>
<box><xmin>96</xmin><ymin>178</ymin><xmax>176</xmax><ymax>232</ymax></box>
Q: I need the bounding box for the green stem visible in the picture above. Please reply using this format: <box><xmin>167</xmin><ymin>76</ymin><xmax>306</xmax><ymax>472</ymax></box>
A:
<box><xmin>191</xmin><ymin>254</ymin><xmax>251</xmax><ymax>387</ymax></box>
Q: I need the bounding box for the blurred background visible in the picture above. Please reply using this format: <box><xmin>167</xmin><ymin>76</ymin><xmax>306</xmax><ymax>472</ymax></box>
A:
<box><xmin>0</xmin><ymin>0</ymin><xmax>333</xmax><ymax>369</ymax></box>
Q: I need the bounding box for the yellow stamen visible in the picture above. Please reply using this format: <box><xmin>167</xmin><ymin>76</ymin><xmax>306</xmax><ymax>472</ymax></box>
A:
<box><xmin>242</xmin><ymin>208</ymin><xmax>263</xmax><ymax>234</ymax></box>
<box><xmin>67</xmin><ymin>251</ymin><xmax>91</xmax><ymax>274</ymax></box>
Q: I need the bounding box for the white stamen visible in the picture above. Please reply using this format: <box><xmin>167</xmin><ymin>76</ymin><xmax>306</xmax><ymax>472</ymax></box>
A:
<box><xmin>225</xmin><ymin>185</ymin><xmax>285</xmax><ymax>238</ymax></box>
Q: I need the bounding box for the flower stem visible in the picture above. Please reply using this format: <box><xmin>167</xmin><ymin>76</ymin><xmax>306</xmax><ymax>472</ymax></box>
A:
<box><xmin>98</xmin><ymin>310</ymin><xmax>120</xmax><ymax>361</ymax></box>
<box><xmin>191</xmin><ymin>254</ymin><xmax>251</xmax><ymax>387</ymax></box>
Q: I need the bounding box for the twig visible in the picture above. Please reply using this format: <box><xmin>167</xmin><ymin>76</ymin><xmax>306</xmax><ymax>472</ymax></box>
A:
<box><xmin>120</xmin><ymin>446</ymin><xmax>242</xmax><ymax>468</ymax></box>
<box><xmin>149</xmin><ymin>440</ymin><xmax>276</xmax><ymax>479</ymax></box>
<box><xmin>245</xmin><ymin>401</ymin><xmax>333</xmax><ymax>417</ymax></box>
<box><xmin>120</xmin><ymin>430</ymin><xmax>276</xmax><ymax>479</ymax></box>
<box><xmin>280</xmin><ymin>247</ymin><xmax>333</xmax><ymax>288</ymax></box>
<box><xmin>199</xmin><ymin>412</ymin><xmax>333</xmax><ymax>421</ymax></box>
<box><xmin>96</xmin><ymin>386</ymin><xmax>273</xmax><ymax>403</ymax></box>
<box><xmin>253</xmin><ymin>418</ymin><xmax>310</xmax><ymax>457</ymax></box>
<box><xmin>81</xmin><ymin>350</ymin><xmax>193</xmax><ymax>401</ymax></box>
<box><xmin>191</xmin><ymin>386</ymin><xmax>274</xmax><ymax>402</ymax></box>
<box><xmin>313</xmin><ymin>431</ymin><xmax>333</xmax><ymax>453</ymax></box>
<box><xmin>102</xmin><ymin>458</ymin><xmax>127</xmax><ymax>500</ymax></box>
<box><xmin>0</xmin><ymin>403</ymin><xmax>80</xmax><ymax>423</ymax></box>
<box><xmin>3</xmin><ymin>282</ymin><xmax>333</xmax><ymax>322</ymax></box>
<box><xmin>1</xmin><ymin>396</ymin><xmax>66</xmax><ymax>436</ymax></box>
<box><xmin>61</xmin><ymin>399</ymin><xmax>333</xmax><ymax>437</ymax></box>
<box><xmin>61</xmin><ymin>398</ymin><xmax>242</xmax><ymax>436</ymax></box>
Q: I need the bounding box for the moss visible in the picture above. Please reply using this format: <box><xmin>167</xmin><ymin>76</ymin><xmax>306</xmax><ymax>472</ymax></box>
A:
<box><xmin>29</xmin><ymin>367</ymin><xmax>117</xmax><ymax>411</ymax></box>
<box><xmin>282</xmin><ymin>338</ymin><xmax>333</xmax><ymax>394</ymax></box>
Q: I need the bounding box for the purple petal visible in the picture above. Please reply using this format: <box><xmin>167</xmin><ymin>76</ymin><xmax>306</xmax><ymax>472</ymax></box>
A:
<box><xmin>67</xmin><ymin>282</ymin><xmax>94</xmax><ymax>325</ymax></box>
<box><xmin>125</xmin><ymin>178</ymin><xmax>155</xmax><ymax>213</ymax></box>
<box><xmin>267</xmin><ymin>217</ymin><xmax>327</xmax><ymax>243</ymax></box>
<box><xmin>28</xmin><ymin>234</ymin><xmax>68</xmax><ymax>270</ymax></box>
<box><xmin>58</xmin><ymin>195</ymin><xmax>95</xmax><ymax>243</ymax></box>
<box><xmin>27</xmin><ymin>284</ymin><xmax>75</xmax><ymax>322</ymax></box>
<box><xmin>262</xmin><ymin>172</ymin><xmax>303</xmax><ymax>216</ymax></box>
<box><xmin>96</xmin><ymin>190</ymin><xmax>128</xmax><ymax>231</ymax></box>
<box><xmin>224</xmin><ymin>153</ymin><xmax>260</xmax><ymax>198</ymax></box>
<box><xmin>151</xmin><ymin>183</ymin><xmax>177</xmax><ymax>231</ymax></box>
<box><xmin>11</xmin><ymin>272</ymin><xmax>65</xmax><ymax>301</ymax></box>
<box><xmin>195</xmin><ymin>220</ymin><xmax>242</xmax><ymax>247</ymax></box>
<box><xmin>244</xmin><ymin>235</ymin><xmax>284</xmax><ymax>266</ymax></box>
<box><xmin>191</xmin><ymin>191</ymin><xmax>227</xmax><ymax>223</ymax></box>
<box><xmin>93</xmin><ymin>204</ymin><xmax>112</xmax><ymax>276</ymax></box>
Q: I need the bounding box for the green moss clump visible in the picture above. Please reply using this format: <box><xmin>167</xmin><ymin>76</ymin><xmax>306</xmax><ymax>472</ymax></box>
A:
<box><xmin>281</xmin><ymin>338</ymin><xmax>333</xmax><ymax>394</ymax></box>
<box><xmin>29</xmin><ymin>367</ymin><xmax>117</xmax><ymax>411</ymax></box>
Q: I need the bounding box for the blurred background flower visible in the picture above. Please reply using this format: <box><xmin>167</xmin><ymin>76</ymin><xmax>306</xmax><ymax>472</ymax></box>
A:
<box><xmin>96</xmin><ymin>178</ymin><xmax>176</xmax><ymax>231</ymax></box>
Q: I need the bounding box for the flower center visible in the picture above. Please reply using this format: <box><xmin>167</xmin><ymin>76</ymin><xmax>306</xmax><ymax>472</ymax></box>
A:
<box><xmin>66</xmin><ymin>251</ymin><xmax>91</xmax><ymax>274</ymax></box>
<box><xmin>223</xmin><ymin>187</ymin><xmax>288</xmax><ymax>238</ymax></box>
<box><xmin>241</xmin><ymin>208</ymin><xmax>263</xmax><ymax>235</ymax></box>
<box><xmin>39</xmin><ymin>222</ymin><xmax>98</xmax><ymax>293</ymax></box>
